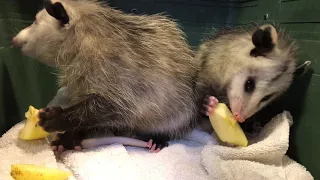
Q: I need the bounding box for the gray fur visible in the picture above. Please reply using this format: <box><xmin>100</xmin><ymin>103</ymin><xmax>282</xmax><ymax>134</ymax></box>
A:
<box><xmin>13</xmin><ymin>0</ymin><xmax>199</xmax><ymax>140</ymax></box>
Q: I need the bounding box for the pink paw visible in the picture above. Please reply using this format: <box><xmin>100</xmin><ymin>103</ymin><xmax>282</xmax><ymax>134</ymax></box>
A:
<box><xmin>146</xmin><ymin>139</ymin><xmax>168</xmax><ymax>153</ymax></box>
<box><xmin>203</xmin><ymin>96</ymin><xmax>219</xmax><ymax>116</ymax></box>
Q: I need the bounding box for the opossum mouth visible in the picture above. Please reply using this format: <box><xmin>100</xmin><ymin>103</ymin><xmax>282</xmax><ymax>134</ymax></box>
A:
<box><xmin>238</xmin><ymin>112</ymin><xmax>255</xmax><ymax>123</ymax></box>
<box><xmin>21</xmin><ymin>45</ymin><xmax>37</xmax><ymax>59</ymax></box>
<box><xmin>21</xmin><ymin>45</ymin><xmax>28</xmax><ymax>54</ymax></box>
<box><xmin>18</xmin><ymin>43</ymin><xmax>27</xmax><ymax>50</ymax></box>
<box><xmin>229</xmin><ymin>106</ymin><xmax>247</xmax><ymax>123</ymax></box>
<box><xmin>237</xmin><ymin>116</ymin><xmax>246</xmax><ymax>123</ymax></box>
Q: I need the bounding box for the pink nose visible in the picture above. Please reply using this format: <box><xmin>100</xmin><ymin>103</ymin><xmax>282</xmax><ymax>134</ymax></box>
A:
<box><xmin>12</xmin><ymin>37</ymin><xmax>18</xmax><ymax>46</ymax></box>
<box><xmin>233</xmin><ymin>113</ymin><xmax>245</xmax><ymax>123</ymax></box>
<box><xmin>12</xmin><ymin>37</ymin><xmax>22</xmax><ymax>47</ymax></box>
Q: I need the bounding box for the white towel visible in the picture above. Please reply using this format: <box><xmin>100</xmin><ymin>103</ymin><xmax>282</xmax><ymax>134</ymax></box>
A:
<box><xmin>0</xmin><ymin>111</ymin><xmax>314</xmax><ymax>180</ymax></box>
<box><xmin>0</xmin><ymin>122</ymin><xmax>75</xmax><ymax>180</ymax></box>
<box><xmin>59</xmin><ymin>129</ymin><xmax>212</xmax><ymax>180</ymax></box>
<box><xmin>201</xmin><ymin>111</ymin><xmax>314</xmax><ymax>180</ymax></box>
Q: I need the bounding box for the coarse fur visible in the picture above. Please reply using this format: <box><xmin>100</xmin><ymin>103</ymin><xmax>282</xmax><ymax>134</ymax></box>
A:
<box><xmin>13</xmin><ymin>0</ymin><xmax>199</xmax><ymax>150</ymax></box>
<box><xmin>195</xmin><ymin>23</ymin><xmax>298</xmax><ymax>133</ymax></box>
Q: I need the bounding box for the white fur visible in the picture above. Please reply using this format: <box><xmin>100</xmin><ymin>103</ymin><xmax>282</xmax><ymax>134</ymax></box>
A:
<box><xmin>13</xmin><ymin>8</ymin><xmax>65</xmax><ymax>66</ymax></box>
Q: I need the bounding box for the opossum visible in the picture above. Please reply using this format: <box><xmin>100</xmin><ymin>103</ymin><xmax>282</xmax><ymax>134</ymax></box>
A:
<box><xmin>195</xmin><ymin>24</ymin><xmax>298</xmax><ymax>133</ymax></box>
<box><xmin>12</xmin><ymin>0</ymin><xmax>199</xmax><ymax>153</ymax></box>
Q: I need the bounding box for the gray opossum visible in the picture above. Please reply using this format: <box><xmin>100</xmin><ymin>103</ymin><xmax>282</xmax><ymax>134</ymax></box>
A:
<box><xmin>13</xmin><ymin>0</ymin><xmax>199</xmax><ymax>152</ymax></box>
<box><xmin>195</xmin><ymin>24</ymin><xmax>298</xmax><ymax>133</ymax></box>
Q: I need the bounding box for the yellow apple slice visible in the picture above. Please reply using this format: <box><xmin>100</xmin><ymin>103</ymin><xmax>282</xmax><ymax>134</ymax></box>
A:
<box><xmin>208</xmin><ymin>103</ymin><xmax>248</xmax><ymax>147</ymax></box>
<box><xmin>19</xmin><ymin>106</ymin><xmax>49</xmax><ymax>140</ymax></box>
<box><xmin>11</xmin><ymin>164</ymin><xmax>71</xmax><ymax>180</ymax></box>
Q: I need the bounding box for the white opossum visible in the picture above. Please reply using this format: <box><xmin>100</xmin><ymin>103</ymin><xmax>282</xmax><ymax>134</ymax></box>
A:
<box><xmin>196</xmin><ymin>24</ymin><xmax>298</xmax><ymax>133</ymax></box>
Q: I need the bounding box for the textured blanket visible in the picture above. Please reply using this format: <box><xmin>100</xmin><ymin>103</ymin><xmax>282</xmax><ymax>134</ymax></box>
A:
<box><xmin>0</xmin><ymin>103</ymin><xmax>314</xmax><ymax>180</ymax></box>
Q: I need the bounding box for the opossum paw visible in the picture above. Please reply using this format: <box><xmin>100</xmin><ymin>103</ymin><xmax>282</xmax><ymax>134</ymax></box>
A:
<box><xmin>134</xmin><ymin>134</ymin><xmax>169</xmax><ymax>153</ymax></box>
<box><xmin>202</xmin><ymin>96</ymin><xmax>219</xmax><ymax>116</ymax></box>
<box><xmin>147</xmin><ymin>139</ymin><xmax>169</xmax><ymax>153</ymax></box>
<box><xmin>38</xmin><ymin>106</ymin><xmax>67</xmax><ymax>132</ymax></box>
<box><xmin>50</xmin><ymin>132</ymin><xmax>83</xmax><ymax>154</ymax></box>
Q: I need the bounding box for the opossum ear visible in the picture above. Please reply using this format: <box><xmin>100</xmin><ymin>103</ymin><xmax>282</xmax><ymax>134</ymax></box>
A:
<box><xmin>44</xmin><ymin>0</ymin><xmax>69</xmax><ymax>25</ymax></box>
<box><xmin>250</xmin><ymin>24</ymin><xmax>278</xmax><ymax>57</ymax></box>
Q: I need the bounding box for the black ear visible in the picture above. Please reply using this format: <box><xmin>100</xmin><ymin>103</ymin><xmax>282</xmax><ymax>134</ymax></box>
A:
<box><xmin>250</xmin><ymin>24</ymin><xmax>278</xmax><ymax>57</ymax></box>
<box><xmin>44</xmin><ymin>0</ymin><xmax>69</xmax><ymax>25</ymax></box>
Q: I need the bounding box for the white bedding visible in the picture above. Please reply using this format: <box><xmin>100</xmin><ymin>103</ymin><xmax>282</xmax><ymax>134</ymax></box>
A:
<box><xmin>0</xmin><ymin>110</ymin><xmax>314</xmax><ymax>180</ymax></box>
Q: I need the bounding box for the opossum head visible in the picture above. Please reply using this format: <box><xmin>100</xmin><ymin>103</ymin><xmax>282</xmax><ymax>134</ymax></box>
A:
<box><xmin>12</xmin><ymin>0</ymin><xmax>71</xmax><ymax>66</ymax></box>
<box><xmin>226</xmin><ymin>24</ymin><xmax>297</xmax><ymax>123</ymax></box>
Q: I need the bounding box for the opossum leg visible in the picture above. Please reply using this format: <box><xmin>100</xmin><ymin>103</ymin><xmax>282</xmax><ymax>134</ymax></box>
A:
<box><xmin>38</xmin><ymin>94</ymin><xmax>122</xmax><ymax>133</ymax></box>
<box><xmin>202</xmin><ymin>96</ymin><xmax>219</xmax><ymax>116</ymax></box>
<box><xmin>51</xmin><ymin>129</ymin><xmax>86</xmax><ymax>153</ymax></box>
<box><xmin>135</xmin><ymin>134</ymin><xmax>169</xmax><ymax>153</ymax></box>
<box><xmin>38</xmin><ymin>94</ymin><xmax>135</xmax><ymax>151</ymax></box>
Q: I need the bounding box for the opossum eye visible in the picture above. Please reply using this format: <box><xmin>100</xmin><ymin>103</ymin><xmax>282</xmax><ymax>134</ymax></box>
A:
<box><xmin>244</xmin><ymin>77</ymin><xmax>255</xmax><ymax>93</ymax></box>
<box><xmin>261</xmin><ymin>94</ymin><xmax>273</xmax><ymax>102</ymax></box>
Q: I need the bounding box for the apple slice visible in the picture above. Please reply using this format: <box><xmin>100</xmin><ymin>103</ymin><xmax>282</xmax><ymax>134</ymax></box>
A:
<box><xmin>11</xmin><ymin>164</ymin><xmax>71</xmax><ymax>180</ymax></box>
<box><xmin>19</xmin><ymin>105</ymin><xmax>49</xmax><ymax>140</ymax></box>
<box><xmin>208</xmin><ymin>103</ymin><xmax>248</xmax><ymax>147</ymax></box>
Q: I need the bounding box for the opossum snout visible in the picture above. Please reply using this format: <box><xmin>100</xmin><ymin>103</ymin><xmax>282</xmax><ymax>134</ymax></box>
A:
<box><xmin>230</xmin><ymin>101</ymin><xmax>246</xmax><ymax>123</ymax></box>
<box><xmin>12</xmin><ymin>36</ymin><xmax>26</xmax><ymax>48</ymax></box>
<box><xmin>233</xmin><ymin>112</ymin><xmax>245</xmax><ymax>123</ymax></box>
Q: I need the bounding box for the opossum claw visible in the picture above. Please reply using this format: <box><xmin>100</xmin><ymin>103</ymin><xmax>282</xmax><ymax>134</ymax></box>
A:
<box><xmin>137</xmin><ymin>135</ymin><xmax>169</xmax><ymax>153</ymax></box>
<box><xmin>148</xmin><ymin>139</ymin><xmax>168</xmax><ymax>153</ymax></box>
<box><xmin>50</xmin><ymin>131</ymin><xmax>84</xmax><ymax>152</ymax></box>
<box><xmin>57</xmin><ymin>145</ymin><xmax>64</xmax><ymax>154</ymax></box>
<box><xmin>147</xmin><ymin>139</ymin><xmax>153</xmax><ymax>148</ymax></box>
<box><xmin>149</xmin><ymin>144</ymin><xmax>157</xmax><ymax>152</ymax></box>
<box><xmin>74</xmin><ymin>146</ymin><xmax>82</xmax><ymax>151</ymax></box>
<box><xmin>155</xmin><ymin>148</ymin><xmax>161</xmax><ymax>153</ymax></box>
<box><xmin>202</xmin><ymin>96</ymin><xmax>219</xmax><ymax>116</ymax></box>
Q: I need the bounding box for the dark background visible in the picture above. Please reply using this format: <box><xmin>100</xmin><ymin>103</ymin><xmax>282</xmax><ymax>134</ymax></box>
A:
<box><xmin>0</xmin><ymin>0</ymin><xmax>319</xmax><ymax>178</ymax></box>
